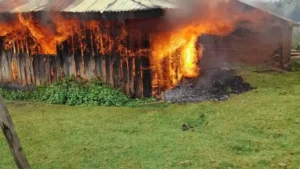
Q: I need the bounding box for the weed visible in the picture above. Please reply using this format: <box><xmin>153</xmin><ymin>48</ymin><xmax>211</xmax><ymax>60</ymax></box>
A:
<box><xmin>0</xmin><ymin>77</ymin><xmax>154</xmax><ymax>107</ymax></box>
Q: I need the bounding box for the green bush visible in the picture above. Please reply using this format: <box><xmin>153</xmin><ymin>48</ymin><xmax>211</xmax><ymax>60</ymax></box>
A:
<box><xmin>0</xmin><ymin>77</ymin><xmax>155</xmax><ymax>107</ymax></box>
<box><xmin>297</xmin><ymin>42</ymin><xmax>300</xmax><ymax>51</ymax></box>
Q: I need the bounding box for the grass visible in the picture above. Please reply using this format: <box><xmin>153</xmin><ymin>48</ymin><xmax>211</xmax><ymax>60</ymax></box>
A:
<box><xmin>1</xmin><ymin>70</ymin><xmax>300</xmax><ymax>169</ymax></box>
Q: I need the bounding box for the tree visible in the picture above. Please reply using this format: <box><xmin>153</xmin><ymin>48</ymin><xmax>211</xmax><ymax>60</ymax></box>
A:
<box><xmin>265</xmin><ymin>0</ymin><xmax>300</xmax><ymax>20</ymax></box>
<box><xmin>291</xmin><ymin>5</ymin><xmax>300</xmax><ymax>21</ymax></box>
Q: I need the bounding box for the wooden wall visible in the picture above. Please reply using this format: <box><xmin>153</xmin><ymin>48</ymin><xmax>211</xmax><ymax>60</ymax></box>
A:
<box><xmin>0</xmin><ymin>5</ymin><xmax>293</xmax><ymax>98</ymax></box>
<box><xmin>199</xmin><ymin>2</ymin><xmax>293</xmax><ymax>69</ymax></box>
<box><xmin>0</xmin><ymin>22</ymin><xmax>152</xmax><ymax>98</ymax></box>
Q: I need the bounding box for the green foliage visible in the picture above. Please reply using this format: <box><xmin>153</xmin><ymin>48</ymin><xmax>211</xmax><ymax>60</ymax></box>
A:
<box><xmin>297</xmin><ymin>42</ymin><xmax>300</xmax><ymax>51</ymax></box>
<box><xmin>291</xmin><ymin>58</ymin><xmax>300</xmax><ymax>71</ymax></box>
<box><xmin>0</xmin><ymin>77</ymin><xmax>154</xmax><ymax>107</ymax></box>
<box><xmin>293</xmin><ymin>28</ymin><xmax>300</xmax><ymax>49</ymax></box>
<box><xmin>264</xmin><ymin>0</ymin><xmax>300</xmax><ymax>20</ymax></box>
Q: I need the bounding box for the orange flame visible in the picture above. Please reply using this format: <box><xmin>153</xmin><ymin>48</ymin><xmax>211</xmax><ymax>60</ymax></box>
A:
<box><xmin>0</xmin><ymin>14</ymin><xmax>235</xmax><ymax>95</ymax></box>
<box><xmin>11</xmin><ymin>58</ymin><xmax>18</xmax><ymax>81</ymax></box>
<box><xmin>0</xmin><ymin>0</ymin><xmax>265</xmax><ymax>97</ymax></box>
<box><xmin>150</xmin><ymin>21</ymin><xmax>235</xmax><ymax>94</ymax></box>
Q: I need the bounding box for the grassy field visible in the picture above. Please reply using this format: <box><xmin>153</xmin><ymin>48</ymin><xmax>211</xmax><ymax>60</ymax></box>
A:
<box><xmin>1</xmin><ymin>69</ymin><xmax>300</xmax><ymax>169</ymax></box>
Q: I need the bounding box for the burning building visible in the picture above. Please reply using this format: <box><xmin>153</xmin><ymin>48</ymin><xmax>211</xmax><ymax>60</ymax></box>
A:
<box><xmin>0</xmin><ymin>0</ymin><xmax>294</xmax><ymax>98</ymax></box>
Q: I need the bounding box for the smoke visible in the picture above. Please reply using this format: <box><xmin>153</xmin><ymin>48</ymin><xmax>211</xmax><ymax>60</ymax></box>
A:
<box><xmin>161</xmin><ymin>0</ymin><xmax>236</xmax><ymax>30</ymax></box>
<box><xmin>157</xmin><ymin>0</ymin><xmax>270</xmax><ymax>71</ymax></box>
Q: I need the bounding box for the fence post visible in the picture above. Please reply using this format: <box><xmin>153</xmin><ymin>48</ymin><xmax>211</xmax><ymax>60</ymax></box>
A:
<box><xmin>0</xmin><ymin>96</ymin><xmax>30</xmax><ymax>169</ymax></box>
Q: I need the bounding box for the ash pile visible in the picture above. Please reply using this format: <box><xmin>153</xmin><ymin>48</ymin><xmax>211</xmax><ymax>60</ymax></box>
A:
<box><xmin>163</xmin><ymin>69</ymin><xmax>253</xmax><ymax>103</ymax></box>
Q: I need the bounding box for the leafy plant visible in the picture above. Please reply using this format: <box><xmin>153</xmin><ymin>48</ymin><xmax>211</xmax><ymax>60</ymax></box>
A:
<box><xmin>296</xmin><ymin>42</ymin><xmax>300</xmax><ymax>51</ymax></box>
<box><xmin>0</xmin><ymin>77</ymin><xmax>155</xmax><ymax>107</ymax></box>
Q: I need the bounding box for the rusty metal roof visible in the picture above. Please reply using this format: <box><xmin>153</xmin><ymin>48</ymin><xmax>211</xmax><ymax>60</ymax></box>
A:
<box><xmin>0</xmin><ymin>0</ymin><xmax>177</xmax><ymax>13</ymax></box>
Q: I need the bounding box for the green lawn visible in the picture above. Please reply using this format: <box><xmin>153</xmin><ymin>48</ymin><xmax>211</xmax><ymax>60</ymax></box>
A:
<box><xmin>1</xmin><ymin>70</ymin><xmax>300</xmax><ymax>169</ymax></box>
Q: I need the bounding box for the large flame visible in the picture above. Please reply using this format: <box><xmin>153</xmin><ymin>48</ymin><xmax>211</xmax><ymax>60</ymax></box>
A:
<box><xmin>0</xmin><ymin>14</ymin><xmax>235</xmax><ymax>94</ymax></box>
<box><xmin>150</xmin><ymin>20</ymin><xmax>235</xmax><ymax>94</ymax></box>
<box><xmin>0</xmin><ymin>0</ymin><xmax>265</xmax><ymax>95</ymax></box>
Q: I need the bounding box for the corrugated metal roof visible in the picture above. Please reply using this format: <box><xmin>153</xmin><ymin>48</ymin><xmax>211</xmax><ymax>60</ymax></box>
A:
<box><xmin>0</xmin><ymin>0</ymin><xmax>178</xmax><ymax>13</ymax></box>
<box><xmin>0</xmin><ymin>0</ymin><xmax>293</xmax><ymax>24</ymax></box>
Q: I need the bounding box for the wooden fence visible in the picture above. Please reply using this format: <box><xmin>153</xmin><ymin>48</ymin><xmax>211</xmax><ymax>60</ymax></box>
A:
<box><xmin>0</xmin><ymin>32</ymin><xmax>152</xmax><ymax>98</ymax></box>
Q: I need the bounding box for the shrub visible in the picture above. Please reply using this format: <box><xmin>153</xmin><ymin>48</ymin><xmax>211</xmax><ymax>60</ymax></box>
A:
<box><xmin>297</xmin><ymin>42</ymin><xmax>300</xmax><ymax>51</ymax></box>
<box><xmin>0</xmin><ymin>77</ymin><xmax>154</xmax><ymax>107</ymax></box>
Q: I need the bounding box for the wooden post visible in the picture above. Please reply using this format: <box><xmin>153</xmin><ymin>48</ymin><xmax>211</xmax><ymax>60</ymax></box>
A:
<box><xmin>0</xmin><ymin>96</ymin><xmax>30</xmax><ymax>169</ymax></box>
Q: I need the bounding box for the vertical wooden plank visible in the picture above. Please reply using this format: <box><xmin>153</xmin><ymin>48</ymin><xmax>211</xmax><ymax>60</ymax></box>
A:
<box><xmin>33</xmin><ymin>48</ymin><xmax>42</xmax><ymax>85</ymax></box>
<box><xmin>24</xmin><ymin>54</ymin><xmax>31</xmax><ymax>85</ymax></box>
<box><xmin>105</xmin><ymin>54</ymin><xmax>110</xmax><ymax>84</ymax></box>
<box><xmin>28</xmin><ymin>56</ymin><xmax>35</xmax><ymax>85</ymax></box>
<box><xmin>69</xmin><ymin>54</ymin><xmax>75</xmax><ymax>77</ymax></box>
<box><xmin>142</xmin><ymin>57</ymin><xmax>152</xmax><ymax>97</ymax></box>
<box><xmin>38</xmin><ymin>55</ymin><xmax>46</xmax><ymax>85</ymax></box>
<box><xmin>122</xmin><ymin>59</ymin><xmax>129</xmax><ymax>95</ymax></box>
<box><xmin>15</xmin><ymin>53</ymin><xmax>20</xmax><ymax>84</ymax></box>
<box><xmin>113</xmin><ymin>55</ymin><xmax>121</xmax><ymax>89</ymax></box>
<box><xmin>80</xmin><ymin>22</ymin><xmax>86</xmax><ymax>80</ymax></box>
<box><xmin>20</xmin><ymin>54</ymin><xmax>27</xmax><ymax>85</ymax></box>
<box><xmin>33</xmin><ymin>55</ymin><xmax>40</xmax><ymax>85</ymax></box>
<box><xmin>12</xmin><ymin>50</ymin><xmax>17</xmax><ymax>83</ymax></box>
<box><xmin>1</xmin><ymin>51</ymin><xmax>8</xmax><ymax>82</ymax></box>
<box><xmin>44</xmin><ymin>55</ymin><xmax>50</xmax><ymax>84</ymax></box>
<box><xmin>61</xmin><ymin>41</ymin><xmax>70</xmax><ymax>77</ymax></box>
<box><xmin>119</xmin><ymin>59</ymin><xmax>125</xmax><ymax>92</ymax></box>
<box><xmin>0</xmin><ymin>97</ymin><xmax>31</xmax><ymax>169</ymax></box>
<box><xmin>108</xmin><ymin>56</ymin><xmax>115</xmax><ymax>87</ymax></box>
<box><xmin>127</xmin><ymin>24</ymin><xmax>135</xmax><ymax>97</ymax></box>
<box><xmin>49</xmin><ymin>55</ymin><xmax>57</xmax><ymax>83</ymax></box>
<box><xmin>84</xmin><ymin>29</ymin><xmax>94</xmax><ymax>79</ymax></box>
<box><xmin>0</xmin><ymin>49</ymin><xmax>2</xmax><ymax>82</ymax></box>
<box><xmin>83</xmin><ymin>52</ymin><xmax>90</xmax><ymax>80</ymax></box>
<box><xmin>101</xmin><ymin>55</ymin><xmax>106</xmax><ymax>83</ymax></box>
<box><xmin>94</xmin><ymin>51</ymin><xmax>101</xmax><ymax>79</ymax></box>
<box><xmin>141</xmin><ymin>30</ymin><xmax>151</xmax><ymax>97</ymax></box>
<box><xmin>91</xmin><ymin>28</ymin><xmax>100</xmax><ymax>79</ymax></box>
<box><xmin>129</xmin><ymin>57</ymin><xmax>135</xmax><ymax>97</ymax></box>
<box><xmin>135</xmin><ymin>58</ymin><xmax>142</xmax><ymax>97</ymax></box>
<box><xmin>0</xmin><ymin>39</ymin><xmax>4</xmax><ymax>82</ymax></box>
<box><xmin>14</xmin><ymin>51</ymin><xmax>22</xmax><ymax>84</ymax></box>
<box><xmin>112</xmin><ymin>23</ymin><xmax>120</xmax><ymax>88</ymax></box>
<box><xmin>6</xmin><ymin>49</ymin><xmax>13</xmax><ymax>83</ymax></box>
<box><xmin>92</xmin><ymin>23</ymin><xmax>101</xmax><ymax>79</ymax></box>
<box><xmin>28</xmin><ymin>39</ymin><xmax>35</xmax><ymax>84</ymax></box>
<box><xmin>3</xmin><ymin>50</ymin><xmax>9</xmax><ymax>83</ymax></box>
<box><xmin>108</xmin><ymin>21</ymin><xmax>115</xmax><ymax>87</ymax></box>
<box><xmin>74</xmin><ymin>48</ymin><xmax>82</xmax><ymax>79</ymax></box>
<box><xmin>71</xmin><ymin>33</ymin><xmax>82</xmax><ymax>79</ymax></box>
<box><xmin>57</xmin><ymin>45</ymin><xmax>63</xmax><ymax>78</ymax></box>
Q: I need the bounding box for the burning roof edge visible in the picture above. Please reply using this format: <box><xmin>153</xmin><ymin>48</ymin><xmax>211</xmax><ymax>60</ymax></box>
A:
<box><xmin>0</xmin><ymin>0</ymin><xmax>293</xmax><ymax>23</ymax></box>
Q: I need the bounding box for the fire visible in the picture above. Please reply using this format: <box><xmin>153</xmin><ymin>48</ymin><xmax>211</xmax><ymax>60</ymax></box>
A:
<box><xmin>0</xmin><ymin>0</ymin><xmax>264</xmax><ymax>96</ymax></box>
<box><xmin>0</xmin><ymin>13</ymin><xmax>149</xmax><ymax>56</ymax></box>
<box><xmin>150</xmin><ymin>21</ymin><xmax>235</xmax><ymax>94</ymax></box>
<box><xmin>181</xmin><ymin>36</ymin><xmax>200</xmax><ymax>77</ymax></box>
<box><xmin>0</xmin><ymin>12</ymin><xmax>235</xmax><ymax>95</ymax></box>
<box><xmin>11</xmin><ymin>58</ymin><xmax>18</xmax><ymax>80</ymax></box>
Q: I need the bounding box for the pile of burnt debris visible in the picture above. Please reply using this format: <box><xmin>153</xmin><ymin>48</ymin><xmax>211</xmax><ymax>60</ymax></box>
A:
<box><xmin>163</xmin><ymin>68</ymin><xmax>254</xmax><ymax>103</ymax></box>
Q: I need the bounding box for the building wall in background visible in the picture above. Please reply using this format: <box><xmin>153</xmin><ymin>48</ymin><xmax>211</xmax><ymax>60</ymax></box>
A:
<box><xmin>199</xmin><ymin>2</ymin><xmax>292</xmax><ymax>69</ymax></box>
